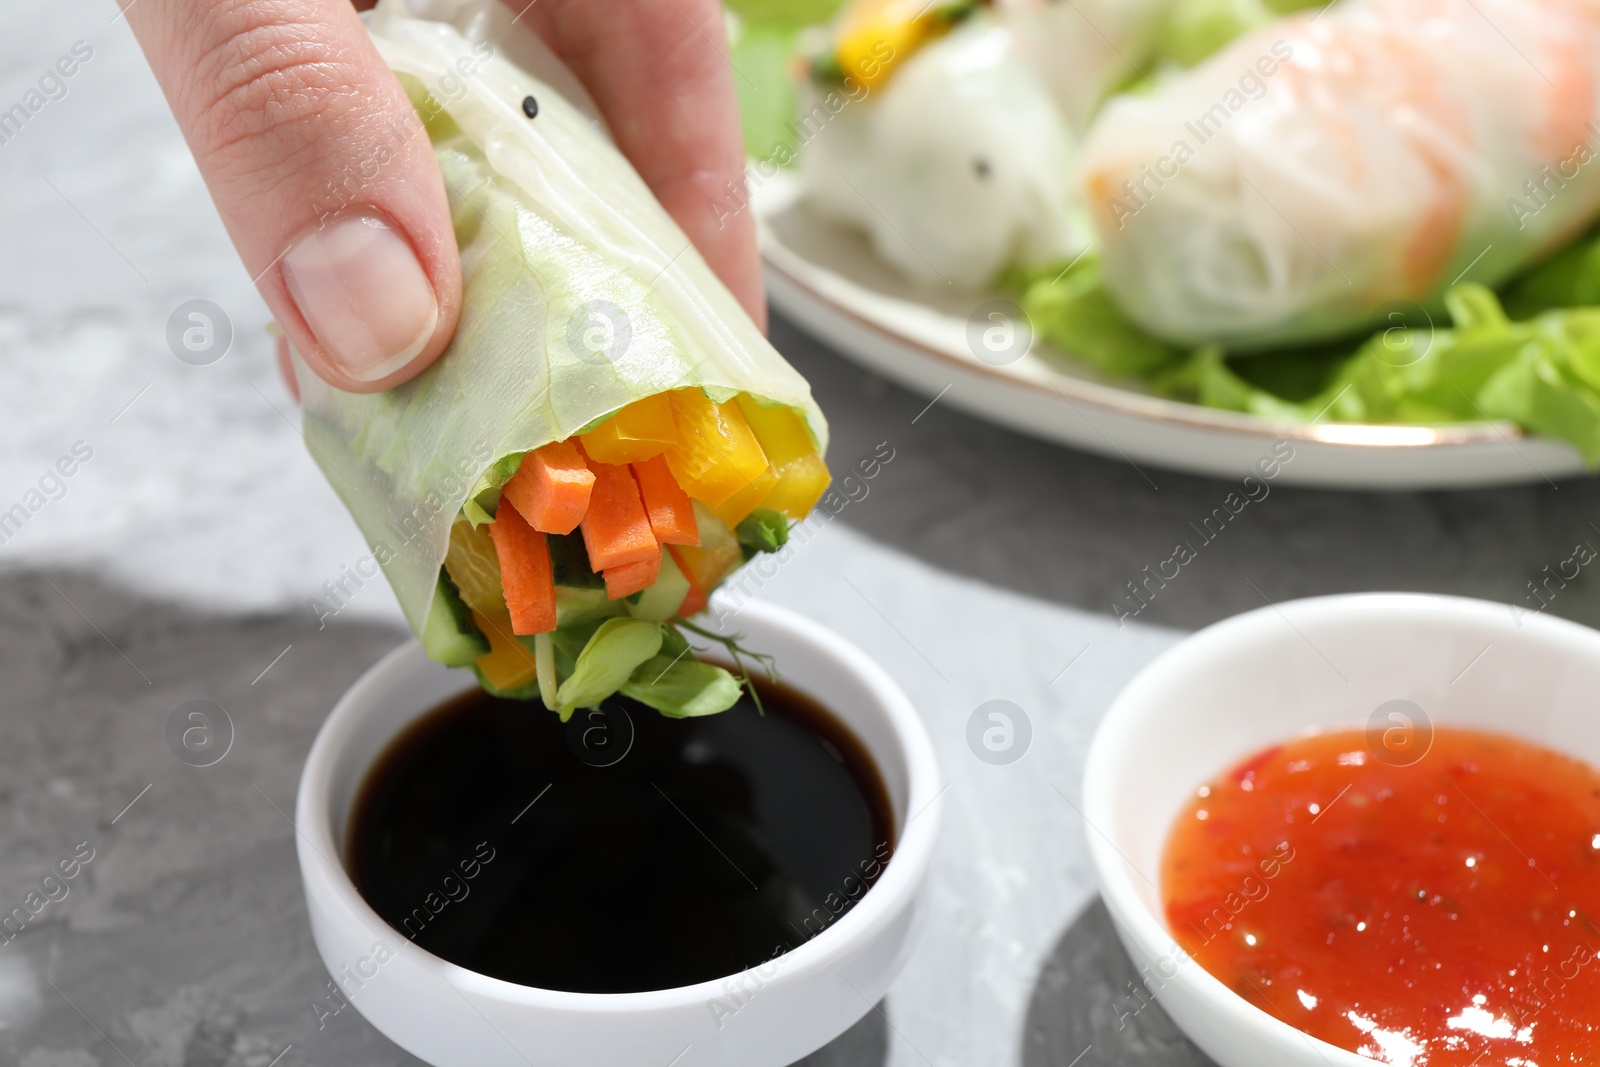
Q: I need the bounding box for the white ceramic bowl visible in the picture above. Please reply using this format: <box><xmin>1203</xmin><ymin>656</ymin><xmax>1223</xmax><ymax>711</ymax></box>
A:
<box><xmin>1083</xmin><ymin>592</ymin><xmax>1600</xmax><ymax>1067</ymax></box>
<box><xmin>295</xmin><ymin>600</ymin><xmax>942</xmax><ymax>1067</ymax></box>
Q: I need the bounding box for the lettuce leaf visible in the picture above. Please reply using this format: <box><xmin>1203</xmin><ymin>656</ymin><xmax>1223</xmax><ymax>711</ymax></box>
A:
<box><xmin>728</xmin><ymin>0</ymin><xmax>847</xmax><ymax>163</ymax></box>
<box><xmin>1021</xmin><ymin>239</ymin><xmax>1600</xmax><ymax>464</ymax></box>
<box><xmin>622</xmin><ymin>655</ymin><xmax>744</xmax><ymax>718</ymax></box>
<box><xmin>1150</xmin><ymin>0</ymin><xmax>1329</xmax><ymax>68</ymax></box>
<box><xmin>554</xmin><ymin>618</ymin><xmax>664</xmax><ymax>721</ymax></box>
<box><xmin>736</xmin><ymin>508</ymin><xmax>790</xmax><ymax>556</ymax></box>
<box><xmin>1023</xmin><ymin>258</ymin><xmax>1185</xmax><ymax>379</ymax></box>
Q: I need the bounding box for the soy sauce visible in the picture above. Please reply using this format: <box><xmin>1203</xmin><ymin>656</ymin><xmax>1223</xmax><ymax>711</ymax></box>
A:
<box><xmin>346</xmin><ymin>675</ymin><xmax>896</xmax><ymax>993</ymax></box>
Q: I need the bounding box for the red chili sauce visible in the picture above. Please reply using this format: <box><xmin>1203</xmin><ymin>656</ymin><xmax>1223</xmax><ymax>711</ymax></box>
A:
<box><xmin>1162</xmin><ymin>727</ymin><xmax>1600</xmax><ymax>1066</ymax></box>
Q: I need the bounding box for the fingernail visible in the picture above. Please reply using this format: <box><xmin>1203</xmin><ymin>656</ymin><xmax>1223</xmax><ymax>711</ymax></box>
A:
<box><xmin>281</xmin><ymin>214</ymin><xmax>439</xmax><ymax>383</ymax></box>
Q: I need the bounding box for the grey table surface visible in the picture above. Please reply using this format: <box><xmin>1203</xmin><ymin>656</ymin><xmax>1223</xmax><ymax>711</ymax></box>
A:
<box><xmin>5</xmin><ymin>5</ymin><xmax>1600</xmax><ymax>1067</ymax></box>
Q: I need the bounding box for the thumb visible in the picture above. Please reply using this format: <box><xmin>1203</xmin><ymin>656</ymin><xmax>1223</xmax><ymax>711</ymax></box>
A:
<box><xmin>128</xmin><ymin>0</ymin><xmax>461</xmax><ymax>392</ymax></box>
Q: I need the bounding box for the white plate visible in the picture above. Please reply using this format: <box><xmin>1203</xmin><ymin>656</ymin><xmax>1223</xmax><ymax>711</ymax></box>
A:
<box><xmin>756</xmin><ymin>170</ymin><xmax>1589</xmax><ymax>489</ymax></box>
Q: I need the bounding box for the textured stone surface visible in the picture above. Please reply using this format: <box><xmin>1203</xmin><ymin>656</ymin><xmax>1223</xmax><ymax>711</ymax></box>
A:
<box><xmin>0</xmin><ymin>570</ymin><xmax>896</xmax><ymax>1067</ymax></box>
<box><xmin>775</xmin><ymin>309</ymin><xmax>1600</xmax><ymax>636</ymax></box>
<box><xmin>1023</xmin><ymin>900</ymin><xmax>1217</xmax><ymax>1067</ymax></box>
<box><xmin>0</xmin><ymin>570</ymin><xmax>411</xmax><ymax>1067</ymax></box>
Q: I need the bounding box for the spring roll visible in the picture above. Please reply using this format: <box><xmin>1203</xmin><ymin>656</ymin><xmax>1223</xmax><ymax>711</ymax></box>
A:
<box><xmin>802</xmin><ymin>12</ymin><xmax>1084</xmax><ymax>289</ymax></box>
<box><xmin>1080</xmin><ymin>0</ymin><xmax>1600</xmax><ymax>348</ymax></box>
<box><xmin>293</xmin><ymin>1</ymin><xmax>830</xmax><ymax>718</ymax></box>
<box><xmin>995</xmin><ymin>0</ymin><xmax>1178</xmax><ymax>129</ymax></box>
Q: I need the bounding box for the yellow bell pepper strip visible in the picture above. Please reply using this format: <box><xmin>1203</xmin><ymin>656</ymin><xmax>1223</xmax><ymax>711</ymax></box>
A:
<box><xmin>471</xmin><ymin>609</ymin><xmax>541</xmax><ymax>690</ymax></box>
<box><xmin>709</xmin><ymin>465</ymin><xmax>779</xmax><ymax>528</ymax></box>
<box><xmin>578</xmin><ymin>394</ymin><xmax>678</xmax><ymax>465</ymax></box>
<box><xmin>734</xmin><ymin>396</ymin><xmax>832</xmax><ymax>519</ymax></box>
<box><xmin>445</xmin><ymin>521</ymin><xmax>506</xmax><ymax>616</ymax></box>
<box><xmin>822</xmin><ymin>0</ymin><xmax>978</xmax><ymax>90</ymax></box>
<box><xmin>661</xmin><ymin>390</ymin><xmax>771</xmax><ymax>507</ymax></box>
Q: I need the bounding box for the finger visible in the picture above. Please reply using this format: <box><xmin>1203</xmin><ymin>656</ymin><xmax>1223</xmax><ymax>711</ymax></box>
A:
<box><xmin>126</xmin><ymin>0</ymin><xmax>462</xmax><ymax>392</ymax></box>
<box><xmin>276</xmin><ymin>336</ymin><xmax>300</xmax><ymax>403</ymax></box>
<box><xmin>524</xmin><ymin>0</ymin><xmax>767</xmax><ymax>331</ymax></box>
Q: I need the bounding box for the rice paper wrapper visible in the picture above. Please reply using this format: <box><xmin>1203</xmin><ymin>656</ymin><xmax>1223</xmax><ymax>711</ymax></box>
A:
<box><xmin>1079</xmin><ymin>0</ymin><xmax>1600</xmax><ymax>348</ymax></box>
<box><xmin>292</xmin><ymin>0</ymin><xmax>827</xmax><ymax>636</ymax></box>
<box><xmin>995</xmin><ymin>0</ymin><xmax>1176</xmax><ymax>131</ymax></box>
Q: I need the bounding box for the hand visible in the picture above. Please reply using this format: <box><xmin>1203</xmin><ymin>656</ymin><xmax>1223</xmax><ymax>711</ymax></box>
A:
<box><xmin>126</xmin><ymin>0</ymin><xmax>763</xmax><ymax>394</ymax></box>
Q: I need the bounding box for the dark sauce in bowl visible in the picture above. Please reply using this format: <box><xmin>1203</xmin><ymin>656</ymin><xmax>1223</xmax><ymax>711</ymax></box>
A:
<box><xmin>346</xmin><ymin>676</ymin><xmax>896</xmax><ymax>993</ymax></box>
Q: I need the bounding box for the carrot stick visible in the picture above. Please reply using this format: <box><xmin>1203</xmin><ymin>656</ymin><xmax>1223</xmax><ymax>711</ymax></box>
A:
<box><xmin>489</xmin><ymin>503</ymin><xmax>557</xmax><ymax>635</ymax></box>
<box><xmin>603</xmin><ymin>547</ymin><xmax>663</xmax><ymax>600</ymax></box>
<box><xmin>631</xmin><ymin>455</ymin><xmax>699</xmax><ymax>546</ymax></box>
<box><xmin>501</xmin><ymin>441</ymin><xmax>594</xmax><ymax>536</ymax></box>
<box><xmin>580</xmin><ymin>462</ymin><xmax>659</xmax><ymax>571</ymax></box>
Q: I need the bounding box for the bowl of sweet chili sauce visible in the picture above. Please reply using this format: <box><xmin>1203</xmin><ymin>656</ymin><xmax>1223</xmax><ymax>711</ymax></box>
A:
<box><xmin>1083</xmin><ymin>594</ymin><xmax>1600</xmax><ymax>1067</ymax></box>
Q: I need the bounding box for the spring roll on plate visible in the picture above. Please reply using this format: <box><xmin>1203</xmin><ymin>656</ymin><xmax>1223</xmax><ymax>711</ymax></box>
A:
<box><xmin>799</xmin><ymin>0</ymin><xmax>1185</xmax><ymax>290</ymax></box>
<box><xmin>801</xmin><ymin>10</ymin><xmax>1083</xmax><ymax>289</ymax></box>
<box><xmin>1081</xmin><ymin>0</ymin><xmax>1600</xmax><ymax>348</ymax></box>
<box><xmin>994</xmin><ymin>0</ymin><xmax>1177</xmax><ymax>129</ymax></box>
<box><xmin>292</xmin><ymin>1</ymin><xmax>830</xmax><ymax>719</ymax></box>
